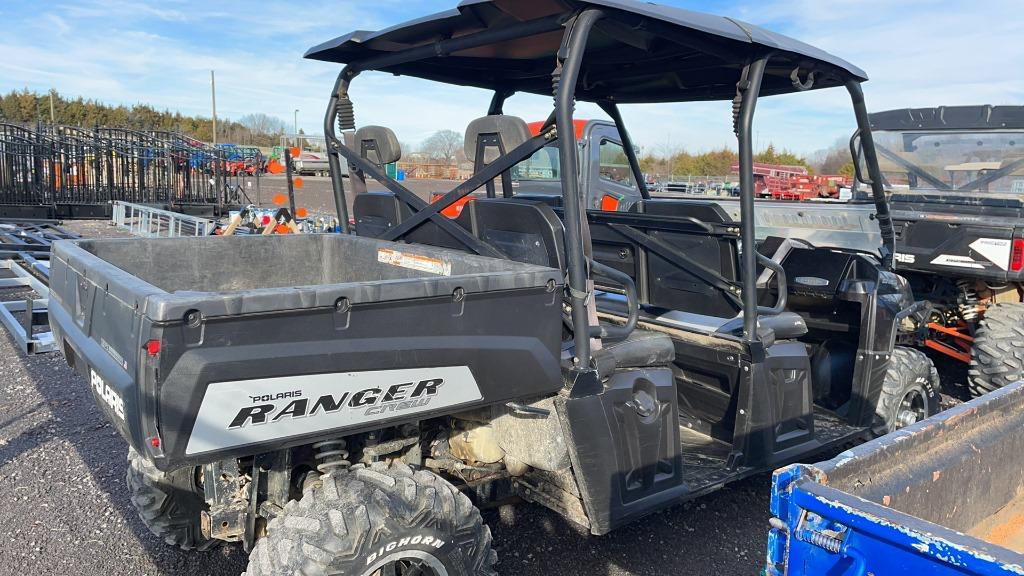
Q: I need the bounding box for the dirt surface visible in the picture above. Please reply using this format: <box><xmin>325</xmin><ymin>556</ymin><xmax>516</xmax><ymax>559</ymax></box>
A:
<box><xmin>968</xmin><ymin>490</ymin><xmax>1024</xmax><ymax>554</ymax></box>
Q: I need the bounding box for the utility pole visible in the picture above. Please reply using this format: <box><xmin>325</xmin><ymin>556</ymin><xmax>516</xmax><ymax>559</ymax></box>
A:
<box><xmin>211</xmin><ymin>70</ymin><xmax>218</xmax><ymax>145</ymax></box>
<box><xmin>49</xmin><ymin>91</ymin><xmax>55</xmax><ymax>123</ymax></box>
<box><xmin>294</xmin><ymin>109</ymin><xmax>299</xmax><ymax>137</ymax></box>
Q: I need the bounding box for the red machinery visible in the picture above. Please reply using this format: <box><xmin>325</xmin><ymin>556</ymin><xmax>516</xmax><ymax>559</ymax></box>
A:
<box><xmin>731</xmin><ymin>163</ymin><xmax>851</xmax><ymax>200</ymax></box>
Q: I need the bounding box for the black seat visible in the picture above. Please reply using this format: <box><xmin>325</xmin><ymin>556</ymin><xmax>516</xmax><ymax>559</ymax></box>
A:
<box><xmin>353</xmin><ymin>191</ymin><xmax>465</xmax><ymax>249</ymax></box>
<box><xmin>716</xmin><ymin>312</ymin><xmax>809</xmax><ymax>340</ymax></box>
<box><xmin>592</xmin><ymin>329</ymin><xmax>676</xmax><ymax>376</ymax></box>
<box><xmin>465</xmin><ymin>115</ymin><xmax>532</xmax><ymax>198</ymax></box>
<box><xmin>353</xmin><ymin>125</ymin><xmax>402</xmax><ymax>167</ymax></box>
<box><xmin>461</xmin><ymin>198</ymin><xmax>565</xmax><ymax>269</ymax></box>
<box><xmin>511</xmin><ymin>192</ymin><xmax>562</xmax><ymax>207</ymax></box>
<box><xmin>353</xmin><ymin>191</ymin><xmax>409</xmax><ymax>238</ymax></box>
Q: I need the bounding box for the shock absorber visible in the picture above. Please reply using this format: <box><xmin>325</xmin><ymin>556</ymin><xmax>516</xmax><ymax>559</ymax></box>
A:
<box><xmin>313</xmin><ymin>439</ymin><xmax>351</xmax><ymax>474</ymax></box>
<box><xmin>957</xmin><ymin>279</ymin><xmax>982</xmax><ymax>322</ymax></box>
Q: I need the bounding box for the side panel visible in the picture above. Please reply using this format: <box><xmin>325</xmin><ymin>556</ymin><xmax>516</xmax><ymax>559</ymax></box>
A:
<box><xmin>767</xmin><ymin>382</ymin><xmax>1024</xmax><ymax>576</ymax></box>
<box><xmin>54</xmin><ymin>283</ymin><xmax>563</xmax><ymax>470</ymax></box>
<box><xmin>557</xmin><ymin>367</ymin><xmax>684</xmax><ymax>535</ymax></box>
<box><xmin>151</xmin><ymin>289</ymin><xmax>562</xmax><ymax>470</ymax></box>
<box><xmin>891</xmin><ymin>211</ymin><xmax>1021</xmax><ymax>283</ymax></box>
<box><xmin>768</xmin><ymin>472</ymin><xmax>1024</xmax><ymax>576</ymax></box>
<box><xmin>186</xmin><ymin>366</ymin><xmax>483</xmax><ymax>455</ymax></box>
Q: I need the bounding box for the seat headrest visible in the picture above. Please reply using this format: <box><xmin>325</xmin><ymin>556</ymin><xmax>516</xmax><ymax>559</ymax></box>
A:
<box><xmin>353</xmin><ymin>125</ymin><xmax>401</xmax><ymax>166</ymax></box>
<box><xmin>464</xmin><ymin>115</ymin><xmax>531</xmax><ymax>164</ymax></box>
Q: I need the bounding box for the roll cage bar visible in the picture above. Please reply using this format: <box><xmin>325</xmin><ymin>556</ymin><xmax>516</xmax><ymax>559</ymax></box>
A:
<box><xmin>318</xmin><ymin>3</ymin><xmax>894</xmax><ymax>383</ymax></box>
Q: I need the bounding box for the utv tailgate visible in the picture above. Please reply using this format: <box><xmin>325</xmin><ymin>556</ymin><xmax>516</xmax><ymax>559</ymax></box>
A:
<box><xmin>48</xmin><ymin>234</ymin><xmax>564</xmax><ymax>470</ymax></box>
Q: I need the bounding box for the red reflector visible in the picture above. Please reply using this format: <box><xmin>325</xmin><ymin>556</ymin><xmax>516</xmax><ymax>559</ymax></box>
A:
<box><xmin>261</xmin><ymin>215</ymin><xmax>272</xmax><ymax>226</ymax></box>
<box><xmin>149</xmin><ymin>436</ymin><xmax>161</xmax><ymax>449</ymax></box>
<box><xmin>145</xmin><ymin>339</ymin><xmax>161</xmax><ymax>357</ymax></box>
<box><xmin>600</xmin><ymin>194</ymin><xmax>621</xmax><ymax>212</ymax></box>
<box><xmin>1012</xmin><ymin>239</ymin><xmax>1024</xmax><ymax>272</ymax></box>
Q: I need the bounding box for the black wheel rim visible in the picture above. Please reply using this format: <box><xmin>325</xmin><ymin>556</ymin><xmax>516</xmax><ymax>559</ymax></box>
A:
<box><xmin>896</xmin><ymin>388</ymin><xmax>927</xmax><ymax>430</ymax></box>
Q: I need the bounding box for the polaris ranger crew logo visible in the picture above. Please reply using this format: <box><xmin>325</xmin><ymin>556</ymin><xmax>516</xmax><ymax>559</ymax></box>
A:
<box><xmin>186</xmin><ymin>367</ymin><xmax>481</xmax><ymax>455</ymax></box>
<box><xmin>229</xmin><ymin>379</ymin><xmax>444</xmax><ymax>429</ymax></box>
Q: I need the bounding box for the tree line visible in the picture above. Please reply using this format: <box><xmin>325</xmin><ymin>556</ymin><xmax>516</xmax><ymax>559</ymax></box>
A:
<box><xmin>0</xmin><ymin>89</ymin><xmax>288</xmax><ymax>147</ymax></box>
<box><xmin>412</xmin><ymin>127</ymin><xmax>855</xmax><ymax>178</ymax></box>
<box><xmin>0</xmin><ymin>89</ymin><xmax>855</xmax><ymax>176</ymax></box>
<box><xmin>640</xmin><ymin>143</ymin><xmax>853</xmax><ymax>179</ymax></box>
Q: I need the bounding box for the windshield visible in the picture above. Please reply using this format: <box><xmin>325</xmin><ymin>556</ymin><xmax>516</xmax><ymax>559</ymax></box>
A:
<box><xmin>870</xmin><ymin>129</ymin><xmax>1024</xmax><ymax>195</ymax></box>
<box><xmin>511</xmin><ymin>145</ymin><xmax>560</xmax><ymax>181</ymax></box>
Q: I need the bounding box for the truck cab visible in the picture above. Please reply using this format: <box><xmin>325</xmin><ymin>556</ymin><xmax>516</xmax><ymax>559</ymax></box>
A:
<box><xmin>511</xmin><ymin>119</ymin><xmax>644</xmax><ymax>210</ymax></box>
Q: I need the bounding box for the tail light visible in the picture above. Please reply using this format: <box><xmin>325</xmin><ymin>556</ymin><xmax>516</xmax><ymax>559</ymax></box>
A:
<box><xmin>145</xmin><ymin>339</ymin><xmax>161</xmax><ymax>357</ymax></box>
<box><xmin>1011</xmin><ymin>239</ymin><xmax>1024</xmax><ymax>272</ymax></box>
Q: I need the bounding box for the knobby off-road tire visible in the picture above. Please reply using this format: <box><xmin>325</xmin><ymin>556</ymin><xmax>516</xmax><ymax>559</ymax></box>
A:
<box><xmin>875</xmin><ymin>346</ymin><xmax>941</xmax><ymax>435</ymax></box>
<box><xmin>245</xmin><ymin>461</ymin><xmax>496</xmax><ymax>576</ymax></box>
<box><xmin>969</xmin><ymin>302</ymin><xmax>1024</xmax><ymax>397</ymax></box>
<box><xmin>126</xmin><ymin>447</ymin><xmax>217</xmax><ymax>551</ymax></box>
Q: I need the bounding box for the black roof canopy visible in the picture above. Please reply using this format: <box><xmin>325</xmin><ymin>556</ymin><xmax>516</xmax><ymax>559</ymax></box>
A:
<box><xmin>870</xmin><ymin>106</ymin><xmax>1024</xmax><ymax>131</ymax></box>
<box><xmin>305</xmin><ymin>0</ymin><xmax>868</xmax><ymax>104</ymax></box>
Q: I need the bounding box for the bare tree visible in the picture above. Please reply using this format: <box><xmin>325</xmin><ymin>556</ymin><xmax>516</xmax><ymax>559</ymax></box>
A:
<box><xmin>421</xmin><ymin>130</ymin><xmax>463</xmax><ymax>166</ymax></box>
<box><xmin>239</xmin><ymin>113</ymin><xmax>287</xmax><ymax>137</ymax></box>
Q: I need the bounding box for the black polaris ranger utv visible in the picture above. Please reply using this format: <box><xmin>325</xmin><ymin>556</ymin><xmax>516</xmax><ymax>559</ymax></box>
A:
<box><xmin>48</xmin><ymin>1</ymin><xmax>937</xmax><ymax>574</ymax></box>
<box><xmin>867</xmin><ymin>105</ymin><xmax>1024</xmax><ymax>397</ymax></box>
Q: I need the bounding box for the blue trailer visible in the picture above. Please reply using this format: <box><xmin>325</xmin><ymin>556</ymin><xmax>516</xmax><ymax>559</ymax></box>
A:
<box><xmin>767</xmin><ymin>380</ymin><xmax>1024</xmax><ymax>575</ymax></box>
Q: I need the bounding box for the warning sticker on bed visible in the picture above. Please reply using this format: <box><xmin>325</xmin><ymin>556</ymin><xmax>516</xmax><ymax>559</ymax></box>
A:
<box><xmin>377</xmin><ymin>248</ymin><xmax>452</xmax><ymax>276</ymax></box>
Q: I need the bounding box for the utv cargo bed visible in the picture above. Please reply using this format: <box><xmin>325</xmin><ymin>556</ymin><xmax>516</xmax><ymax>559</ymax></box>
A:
<box><xmin>49</xmin><ymin>234</ymin><xmax>564</xmax><ymax>470</ymax></box>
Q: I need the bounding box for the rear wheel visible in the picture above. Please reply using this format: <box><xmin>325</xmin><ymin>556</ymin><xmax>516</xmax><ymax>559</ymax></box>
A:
<box><xmin>126</xmin><ymin>447</ymin><xmax>216</xmax><ymax>550</ymax></box>
<box><xmin>969</xmin><ymin>303</ymin><xmax>1024</xmax><ymax>397</ymax></box>
<box><xmin>245</xmin><ymin>461</ymin><xmax>496</xmax><ymax>576</ymax></box>
<box><xmin>875</xmin><ymin>347</ymin><xmax>941</xmax><ymax>434</ymax></box>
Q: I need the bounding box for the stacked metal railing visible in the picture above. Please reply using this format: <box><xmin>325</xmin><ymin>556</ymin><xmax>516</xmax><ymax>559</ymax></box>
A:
<box><xmin>111</xmin><ymin>201</ymin><xmax>217</xmax><ymax>237</ymax></box>
<box><xmin>0</xmin><ymin>122</ymin><xmax>249</xmax><ymax>217</ymax></box>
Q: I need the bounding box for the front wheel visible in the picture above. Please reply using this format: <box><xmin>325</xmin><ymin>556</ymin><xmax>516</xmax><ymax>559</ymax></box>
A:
<box><xmin>245</xmin><ymin>462</ymin><xmax>496</xmax><ymax>576</ymax></box>
<box><xmin>875</xmin><ymin>346</ymin><xmax>941</xmax><ymax>434</ymax></box>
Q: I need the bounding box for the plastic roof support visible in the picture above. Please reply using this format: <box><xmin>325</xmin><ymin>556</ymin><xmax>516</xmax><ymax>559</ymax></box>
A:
<box><xmin>305</xmin><ymin>0</ymin><xmax>867</xmax><ymax>104</ymax></box>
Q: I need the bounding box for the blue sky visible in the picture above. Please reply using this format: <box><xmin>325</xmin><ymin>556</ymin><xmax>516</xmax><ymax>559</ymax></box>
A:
<box><xmin>1</xmin><ymin>0</ymin><xmax>1020</xmax><ymax>156</ymax></box>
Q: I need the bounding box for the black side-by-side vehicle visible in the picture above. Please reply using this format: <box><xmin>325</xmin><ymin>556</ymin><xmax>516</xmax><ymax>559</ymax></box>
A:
<box><xmin>48</xmin><ymin>1</ymin><xmax>939</xmax><ymax>574</ymax></box>
<box><xmin>867</xmin><ymin>106</ymin><xmax>1024</xmax><ymax>396</ymax></box>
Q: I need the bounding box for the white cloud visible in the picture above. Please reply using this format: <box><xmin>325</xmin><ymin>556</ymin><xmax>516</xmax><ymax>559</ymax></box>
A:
<box><xmin>1</xmin><ymin>0</ymin><xmax>1020</xmax><ymax>156</ymax></box>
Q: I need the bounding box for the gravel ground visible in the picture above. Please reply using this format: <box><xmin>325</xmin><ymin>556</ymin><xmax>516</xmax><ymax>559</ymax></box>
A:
<box><xmin>0</xmin><ymin>216</ymin><xmax>777</xmax><ymax>575</ymax></box>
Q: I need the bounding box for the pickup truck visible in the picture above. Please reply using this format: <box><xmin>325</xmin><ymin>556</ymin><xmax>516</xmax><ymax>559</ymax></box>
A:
<box><xmin>766</xmin><ymin>379</ymin><xmax>1024</xmax><ymax>575</ymax></box>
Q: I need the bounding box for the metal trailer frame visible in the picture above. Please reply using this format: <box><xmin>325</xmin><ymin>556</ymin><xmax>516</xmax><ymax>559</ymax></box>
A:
<box><xmin>0</xmin><ymin>218</ymin><xmax>80</xmax><ymax>258</ymax></box>
<box><xmin>112</xmin><ymin>200</ymin><xmax>218</xmax><ymax>237</ymax></box>
<box><xmin>0</xmin><ymin>258</ymin><xmax>55</xmax><ymax>354</ymax></box>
